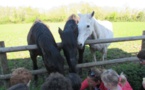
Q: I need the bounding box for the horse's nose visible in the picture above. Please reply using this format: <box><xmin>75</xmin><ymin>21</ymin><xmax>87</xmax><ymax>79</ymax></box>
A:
<box><xmin>78</xmin><ymin>43</ymin><xmax>83</xmax><ymax>49</ymax></box>
<box><xmin>79</xmin><ymin>43</ymin><xmax>82</xmax><ymax>47</ymax></box>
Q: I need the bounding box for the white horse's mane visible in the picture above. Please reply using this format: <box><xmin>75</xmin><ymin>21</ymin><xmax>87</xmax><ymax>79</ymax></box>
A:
<box><xmin>92</xmin><ymin>17</ymin><xmax>113</xmax><ymax>39</ymax></box>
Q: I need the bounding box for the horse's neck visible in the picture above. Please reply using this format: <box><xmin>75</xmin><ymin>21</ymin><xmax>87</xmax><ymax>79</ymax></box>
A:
<box><xmin>91</xmin><ymin>18</ymin><xmax>100</xmax><ymax>39</ymax></box>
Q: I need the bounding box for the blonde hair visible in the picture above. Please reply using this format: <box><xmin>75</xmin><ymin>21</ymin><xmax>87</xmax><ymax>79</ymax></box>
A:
<box><xmin>67</xmin><ymin>14</ymin><xmax>79</xmax><ymax>24</ymax></box>
<box><xmin>101</xmin><ymin>69</ymin><xmax>127</xmax><ymax>87</ymax></box>
<box><xmin>10</xmin><ymin>67</ymin><xmax>32</xmax><ymax>86</ymax></box>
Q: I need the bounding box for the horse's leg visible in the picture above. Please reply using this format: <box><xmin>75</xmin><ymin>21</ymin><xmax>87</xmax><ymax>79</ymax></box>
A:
<box><xmin>90</xmin><ymin>31</ymin><xmax>98</xmax><ymax>62</ymax></box>
<box><xmin>90</xmin><ymin>45</ymin><xmax>97</xmax><ymax>62</ymax></box>
<box><xmin>78</xmin><ymin>46</ymin><xmax>85</xmax><ymax>75</ymax></box>
<box><xmin>78</xmin><ymin>47</ymin><xmax>85</xmax><ymax>64</ymax></box>
<box><xmin>30</xmin><ymin>52</ymin><xmax>38</xmax><ymax>81</ymax></box>
<box><xmin>90</xmin><ymin>48</ymin><xmax>97</xmax><ymax>62</ymax></box>
<box><xmin>101</xmin><ymin>47</ymin><xmax>107</xmax><ymax>61</ymax></box>
<box><xmin>93</xmin><ymin>51</ymin><xmax>97</xmax><ymax>62</ymax></box>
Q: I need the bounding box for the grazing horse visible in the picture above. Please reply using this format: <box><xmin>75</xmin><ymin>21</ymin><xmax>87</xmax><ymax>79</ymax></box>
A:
<box><xmin>77</xmin><ymin>11</ymin><xmax>113</xmax><ymax>62</ymax></box>
<box><xmin>27</xmin><ymin>20</ymin><xmax>64</xmax><ymax>81</ymax></box>
<box><xmin>58</xmin><ymin>14</ymin><xmax>84</xmax><ymax>73</ymax></box>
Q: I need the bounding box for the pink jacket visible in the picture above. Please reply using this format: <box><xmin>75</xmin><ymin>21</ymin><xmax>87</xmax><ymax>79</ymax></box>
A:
<box><xmin>80</xmin><ymin>78</ymin><xmax>133</xmax><ymax>90</ymax></box>
<box><xmin>80</xmin><ymin>78</ymin><xmax>107</xmax><ymax>90</ymax></box>
<box><xmin>119</xmin><ymin>81</ymin><xmax>133</xmax><ymax>90</ymax></box>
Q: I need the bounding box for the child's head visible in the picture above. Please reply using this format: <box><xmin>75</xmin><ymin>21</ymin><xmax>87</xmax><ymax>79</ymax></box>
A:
<box><xmin>10</xmin><ymin>67</ymin><xmax>32</xmax><ymax>86</ymax></box>
<box><xmin>87</xmin><ymin>67</ymin><xmax>104</xmax><ymax>87</ymax></box>
<box><xmin>101</xmin><ymin>69</ymin><xmax>126</xmax><ymax>90</ymax></box>
<box><xmin>67</xmin><ymin>14</ymin><xmax>79</xmax><ymax>24</ymax></box>
<box><xmin>41</xmin><ymin>72</ymin><xmax>73</xmax><ymax>90</ymax></box>
<box><xmin>66</xmin><ymin>73</ymin><xmax>81</xmax><ymax>90</ymax></box>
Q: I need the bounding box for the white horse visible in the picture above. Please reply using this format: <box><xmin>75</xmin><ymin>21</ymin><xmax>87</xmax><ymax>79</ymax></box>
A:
<box><xmin>77</xmin><ymin>11</ymin><xmax>113</xmax><ymax>62</ymax></box>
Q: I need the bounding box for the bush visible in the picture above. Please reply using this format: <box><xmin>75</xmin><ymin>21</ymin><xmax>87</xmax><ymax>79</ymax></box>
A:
<box><xmin>109</xmin><ymin>63</ymin><xmax>145</xmax><ymax>90</ymax></box>
<box><xmin>0</xmin><ymin>3</ymin><xmax>145</xmax><ymax>24</ymax></box>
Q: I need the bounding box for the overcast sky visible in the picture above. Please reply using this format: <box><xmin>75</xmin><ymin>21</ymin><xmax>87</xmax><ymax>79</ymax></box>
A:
<box><xmin>0</xmin><ymin>0</ymin><xmax>144</xmax><ymax>10</ymax></box>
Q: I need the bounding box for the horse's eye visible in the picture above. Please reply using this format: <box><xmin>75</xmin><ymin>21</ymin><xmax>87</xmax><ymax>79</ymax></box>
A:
<box><xmin>87</xmin><ymin>25</ymin><xmax>90</xmax><ymax>28</ymax></box>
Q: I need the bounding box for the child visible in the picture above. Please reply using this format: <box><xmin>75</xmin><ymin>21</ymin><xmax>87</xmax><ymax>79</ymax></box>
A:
<box><xmin>66</xmin><ymin>73</ymin><xmax>82</xmax><ymax>90</ymax></box>
<box><xmin>80</xmin><ymin>67</ymin><xmax>107</xmax><ymax>90</ymax></box>
<box><xmin>101</xmin><ymin>69</ymin><xmax>132</xmax><ymax>90</ymax></box>
<box><xmin>41</xmin><ymin>72</ymin><xmax>73</xmax><ymax>90</ymax></box>
<box><xmin>67</xmin><ymin>14</ymin><xmax>79</xmax><ymax>24</ymax></box>
<box><xmin>8</xmin><ymin>67</ymin><xmax>32</xmax><ymax>90</ymax></box>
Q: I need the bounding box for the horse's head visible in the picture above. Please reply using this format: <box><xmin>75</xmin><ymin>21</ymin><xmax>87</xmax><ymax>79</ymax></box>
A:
<box><xmin>77</xmin><ymin>11</ymin><xmax>95</xmax><ymax>49</ymax></box>
<box><xmin>58</xmin><ymin>20</ymin><xmax>78</xmax><ymax>72</ymax></box>
<box><xmin>59</xmin><ymin>27</ymin><xmax>78</xmax><ymax>63</ymax></box>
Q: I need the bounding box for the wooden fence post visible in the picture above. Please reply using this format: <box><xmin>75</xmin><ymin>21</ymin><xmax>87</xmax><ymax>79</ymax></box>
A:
<box><xmin>0</xmin><ymin>41</ymin><xmax>10</xmax><ymax>88</ymax></box>
<box><xmin>141</xmin><ymin>31</ymin><xmax>145</xmax><ymax>50</ymax></box>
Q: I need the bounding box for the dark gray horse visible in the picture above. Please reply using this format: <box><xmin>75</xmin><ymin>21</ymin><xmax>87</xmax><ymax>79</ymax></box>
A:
<box><xmin>59</xmin><ymin>19</ymin><xmax>84</xmax><ymax>73</ymax></box>
<box><xmin>27</xmin><ymin>20</ymin><xmax>64</xmax><ymax>81</ymax></box>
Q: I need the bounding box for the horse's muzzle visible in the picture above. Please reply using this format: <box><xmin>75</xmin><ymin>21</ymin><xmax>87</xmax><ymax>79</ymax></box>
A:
<box><xmin>78</xmin><ymin>43</ymin><xmax>83</xmax><ymax>49</ymax></box>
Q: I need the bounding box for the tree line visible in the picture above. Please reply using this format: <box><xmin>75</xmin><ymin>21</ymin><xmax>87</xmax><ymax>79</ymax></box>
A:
<box><xmin>0</xmin><ymin>3</ymin><xmax>145</xmax><ymax>24</ymax></box>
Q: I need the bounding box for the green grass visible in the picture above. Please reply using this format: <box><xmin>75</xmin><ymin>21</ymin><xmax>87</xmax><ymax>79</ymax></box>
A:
<box><xmin>0</xmin><ymin>22</ymin><xmax>144</xmax><ymax>59</ymax></box>
<box><xmin>0</xmin><ymin>22</ymin><xmax>64</xmax><ymax>59</ymax></box>
<box><xmin>0</xmin><ymin>22</ymin><xmax>145</xmax><ymax>90</ymax></box>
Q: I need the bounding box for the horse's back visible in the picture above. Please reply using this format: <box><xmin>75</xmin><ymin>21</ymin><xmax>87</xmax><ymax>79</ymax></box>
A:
<box><xmin>27</xmin><ymin>21</ymin><xmax>57</xmax><ymax>55</ymax></box>
<box><xmin>92</xmin><ymin>19</ymin><xmax>114</xmax><ymax>50</ymax></box>
<box><xmin>96</xmin><ymin>20</ymin><xmax>113</xmax><ymax>39</ymax></box>
<box><xmin>28</xmin><ymin>21</ymin><xmax>64</xmax><ymax>74</ymax></box>
<box><xmin>98</xmin><ymin>20</ymin><xmax>113</xmax><ymax>32</ymax></box>
<box><xmin>27</xmin><ymin>21</ymin><xmax>55</xmax><ymax>44</ymax></box>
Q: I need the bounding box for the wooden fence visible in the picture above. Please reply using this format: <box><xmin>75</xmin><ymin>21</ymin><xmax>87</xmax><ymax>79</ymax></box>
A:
<box><xmin>0</xmin><ymin>31</ymin><xmax>145</xmax><ymax>88</ymax></box>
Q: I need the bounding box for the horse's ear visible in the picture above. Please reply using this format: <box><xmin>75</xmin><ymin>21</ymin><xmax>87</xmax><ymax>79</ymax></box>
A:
<box><xmin>58</xmin><ymin>27</ymin><xmax>63</xmax><ymax>35</ymax></box>
<box><xmin>91</xmin><ymin>11</ymin><xmax>95</xmax><ymax>17</ymax></box>
<box><xmin>89</xmin><ymin>11</ymin><xmax>95</xmax><ymax>19</ymax></box>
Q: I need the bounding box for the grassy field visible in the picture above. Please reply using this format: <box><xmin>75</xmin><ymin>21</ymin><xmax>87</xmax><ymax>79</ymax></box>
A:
<box><xmin>0</xmin><ymin>22</ymin><xmax>144</xmax><ymax>59</ymax></box>
<box><xmin>0</xmin><ymin>22</ymin><xmax>145</xmax><ymax>89</ymax></box>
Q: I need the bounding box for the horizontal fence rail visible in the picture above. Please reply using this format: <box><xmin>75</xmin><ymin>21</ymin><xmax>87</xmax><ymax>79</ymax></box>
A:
<box><xmin>0</xmin><ymin>57</ymin><xmax>139</xmax><ymax>80</ymax></box>
<box><xmin>0</xmin><ymin>35</ymin><xmax>145</xmax><ymax>53</ymax></box>
<box><xmin>85</xmin><ymin>35</ymin><xmax>145</xmax><ymax>44</ymax></box>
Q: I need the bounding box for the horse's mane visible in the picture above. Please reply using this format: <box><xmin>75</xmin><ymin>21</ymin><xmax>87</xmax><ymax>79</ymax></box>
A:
<box><xmin>33</xmin><ymin>22</ymin><xmax>64</xmax><ymax>73</ymax></box>
<box><xmin>28</xmin><ymin>21</ymin><xmax>58</xmax><ymax>54</ymax></box>
<box><xmin>61</xmin><ymin>31</ymin><xmax>77</xmax><ymax>46</ymax></box>
<box><xmin>61</xmin><ymin>20</ymin><xmax>78</xmax><ymax>46</ymax></box>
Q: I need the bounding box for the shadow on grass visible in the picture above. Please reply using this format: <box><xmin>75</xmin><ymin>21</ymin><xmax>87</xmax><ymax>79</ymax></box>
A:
<box><xmin>83</xmin><ymin>45</ymin><xmax>137</xmax><ymax>63</ymax></box>
<box><xmin>0</xmin><ymin>46</ymin><xmax>138</xmax><ymax>90</ymax></box>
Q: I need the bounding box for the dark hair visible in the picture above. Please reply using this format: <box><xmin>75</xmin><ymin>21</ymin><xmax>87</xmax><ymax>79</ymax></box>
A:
<box><xmin>66</xmin><ymin>73</ymin><xmax>81</xmax><ymax>90</ymax></box>
<box><xmin>41</xmin><ymin>72</ymin><xmax>73</xmax><ymax>90</ymax></box>
<box><xmin>88</xmin><ymin>67</ymin><xmax>103</xmax><ymax>82</ymax></box>
<box><xmin>137</xmin><ymin>50</ymin><xmax>145</xmax><ymax>59</ymax></box>
<box><xmin>8</xmin><ymin>83</ymin><xmax>29</xmax><ymax>90</ymax></box>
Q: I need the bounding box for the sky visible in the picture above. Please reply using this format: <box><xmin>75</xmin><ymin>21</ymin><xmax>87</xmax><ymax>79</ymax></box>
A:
<box><xmin>0</xmin><ymin>0</ymin><xmax>145</xmax><ymax>10</ymax></box>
